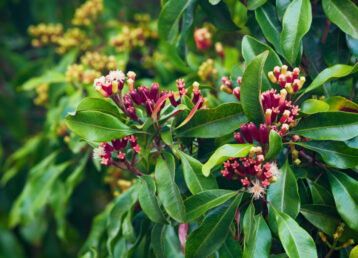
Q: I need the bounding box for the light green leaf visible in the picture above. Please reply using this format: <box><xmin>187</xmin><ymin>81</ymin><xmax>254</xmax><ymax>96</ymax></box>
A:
<box><xmin>280</xmin><ymin>0</ymin><xmax>312</xmax><ymax>64</ymax></box>
<box><xmin>202</xmin><ymin>144</ymin><xmax>254</xmax><ymax>176</ymax></box>
<box><xmin>300</xmin><ymin>99</ymin><xmax>330</xmax><ymax>114</ymax></box>
<box><xmin>21</xmin><ymin>71</ymin><xmax>67</xmax><ymax>91</ymax></box>
<box><xmin>240</xmin><ymin>51</ymin><xmax>268</xmax><ymax>124</ymax></box>
<box><xmin>265</xmin><ymin>130</ymin><xmax>283</xmax><ymax>161</ymax></box>
<box><xmin>247</xmin><ymin>0</ymin><xmax>267</xmax><ymax>10</ymax></box>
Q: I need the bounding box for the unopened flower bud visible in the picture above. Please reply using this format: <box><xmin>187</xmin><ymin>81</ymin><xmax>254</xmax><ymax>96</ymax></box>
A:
<box><xmin>127</xmin><ymin>71</ymin><xmax>136</xmax><ymax>80</ymax></box>
<box><xmin>145</xmin><ymin>99</ymin><xmax>154</xmax><ymax>116</ymax></box>
<box><xmin>127</xmin><ymin>106</ymin><xmax>138</xmax><ymax>121</ymax></box>
<box><xmin>234</xmin><ymin>132</ymin><xmax>245</xmax><ymax>144</ymax></box>
<box><xmin>237</xmin><ymin>77</ymin><xmax>242</xmax><ymax>85</ymax></box>
<box><xmin>268</xmin><ymin>71</ymin><xmax>277</xmax><ymax>83</ymax></box>
<box><xmin>285</xmin><ymin>83</ymin><xmax>293</xmax><ymax>94</ymax></box>
<box><xmin>259</xmin><ymin>124</ymin><xmax>268</xmax><ymax>144</ymax></box>
<box><xmin>299</xmin><ymin>76</ymin><xmax>306</xmax><ymax>89</ymax></box>
<box><xmin>292</xmin><ymin>135</ymin><xmax>301</xmax><ymax>142</ymax></box>
<box><xmin>220</xmin><ymin>85</ymin><xmax>233</xmax><ymax>94</ymax></box>
<box><xmin>127</xmin><ymin>78</ymin><xmax>134</xmax><ymax>90</ymax></box>
<box><xmin>279</xmin><ymin>89</ymin><xmax>287</xmax><ymax>107</ymax></box>
<box><xmin>292</xmin><ymin>67</ymin><xmax>300</xmax><ymax>80</ymax></box>
<box><xmin>241</xmin><ymin>124</ymin><xmax>253</xmax><ymax>143</ymax></box>
<box><xmin>342</xmin><ymin>239</ymin><xmax>354</xmax><ymax>248</ymax></box>
<box><xmin>129</xmin><ymin>89</ymin><xmax>142</xmax><ymax>105</ymax></box>
<box><xmin>248</xmin><ymin>122</ymin><xmax>260</xmax><ymax>141</ymax></box>
<box><xmin>281</xmin><ymin>65</ymin><xmax>288</xmax><ymax>75</ymax></box>
<box><xmin>280</xmin><ymin>110</ymin><xmax>291</xmax><ymax>124</ymax></box>
<box><xmin>318</xmin><ymin>232</ymin><xmax>327</xmax><ymax>243</ymax></box>
<box><xmin>233</xmin><ymin>87</ymin><xmax>240</xmax><ymax>101</ymax></box>
<box><xmin>293</xmin><ymin>79</ymin><xmax>300</xmax><ymax>92</ymax></box>
<box><xmin>279</xmin><ymin>74</ymin><xmax>286</xmax><ymax>88</ymax></box>
<box><xmin>265</xmin><ymin>109</ymin><xmax>272</xmax><ymax>125</ymax></box>
<box><xmin>150</xmin><ymin>83</ymin><xmax>159</xmax><ymax>102</ymax></box>
<box><xmin>274</xmin><ymin>66</ymin><xmax>281</xmax><ymax>79</ymax></box>
<box><xmin>294</xmin><ymin>159</ymin><xmax>301</xmax><ymax>165</ymax></box>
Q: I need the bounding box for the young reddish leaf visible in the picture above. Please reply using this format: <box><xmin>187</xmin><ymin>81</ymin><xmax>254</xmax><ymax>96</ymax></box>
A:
<box><xmin>175</xmin><ymin>97</ymin><xmax>203</xmax><ymax>129</ymax></box>
<box><xmin>152</xmin><ymin>94</ymin><xmax>169</xmax><ymax>120</ymax></box>
<box><xmin>178</xmin><ymin>223</ymin><xmax>189</xmax><ymax>253</ymax></box>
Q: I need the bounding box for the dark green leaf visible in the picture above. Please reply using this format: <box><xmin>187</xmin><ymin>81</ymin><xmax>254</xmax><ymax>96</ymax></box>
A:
<box><xmin>346</xmin><ymin>34</ymin><xmax>358</xmax><ymax>58</ymax></box>
<box><xmin>155</xmin><ymin>152</ymin><xmax>185</xmax><ymax>223</ymax></box>
<box><xmin>138</xmin><ymin>176</ymin><xmax>167</xmax><ymax>224</ymax></box>
<box><xmin>328</xmin><ymin>171</ymin><xmax>358</xmax><ymax>232</ymax></box>
<box><xmin>240</xmin><ymin>51</ymin><xmax>268</xmax><ymax>124</ymax></box>
<box><xmin>295</xmin><ymin>141</ymin><xmax>358</xmax><ymax>169</ymax></box>
<box><xmin>300</xmin><ymin>99</ymin><xmax>330</xmax><ymax>114</ymax></box>
<box><xmin>273</xmin><ymin>208</ymin><xmax>318</xmax><ymax>258</ymax></box>
<box><xmin>322</xmin><ymin>0</ymin><xmax>358</xmax><ymax>40</ymax></box>
<box><xmin>242</xmin><ymin>36</ymin><xmax>282</xmax><ymax>91</ymax></box>
<box><xmin>307</xmin><ymin>180</ymin><xmax>334</xmax><ymax>206</ymax></box>
<box><xmin>199</xmin><ymin>0</ymin><xmax>238</xmax><ymax>31</ymax></box>
<box><xmin>185</xmin><ymin>194</ymin><xmax>242</xmax><ymax>258</ymax></box>
<box><xmin>66</xmin><ymin>111</ymin><xmax>134</xmax><ymax>142</ymax></box>
<box><xmin>158</xmin><ymin>0</ymin><xmax>195</xmax><ymax>42</ymax></box>
<box><xmin>76</xmin><ymin>98</ymin><xmax>123</xmax><ymax>118</ymax></box>
<box><xmin>280</xmin><ymin>0</ymin><xmax>312</xmax><ymax>64</ymax></box>
<box><xmin>303</xmin><ymin>63</ymin><xmax>358</xmax><ymax>93</ymax></box>
<box><xmin>219</xmin><ymin>234</ymin><xmax>243</xmax><ymax>258</ymax></box>
<box><xmin>202</xmin><ymin>144</ymin><xmax>254</xmax><ymax>176</ymax></box>
<box><xmin>184</xmin><ymin>189</ymin><xmax>237</xmax><ymax>221</ymax></box>
<box><xmin>175</xmin><ymin>103</ymin><xmax>247</xmax><ymax>138</ymax></box>
<box><xmin>292</xmin><ymin>112</ymin><xmax>358</xmax><ymax>141</ymax></box>
<box><xmin>151</xmin><ymin>224</ymin><xmax>167</xmax><ymax>258</ymax></box>
<box><xmin>247</xmin><ymin>0</ymin><xmax>267</xmax><ymax>10</ymax></box>
<box><xmin>265</xmin><ymin>130</ymin><xmax>283</xmax><ymax>161</ymax></box>
<box><xmin>177</xmin><ymin>150</ymin><xmax>217</xmax><ymax>194</ymax></box>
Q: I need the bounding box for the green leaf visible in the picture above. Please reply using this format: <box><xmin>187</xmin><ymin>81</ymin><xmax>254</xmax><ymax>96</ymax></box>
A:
<box><xmin>247</xmin><ymin>0</ymin><xmax>267</xmax><ymax>10</ymax></box>
<box><xmin>177</xmin><ymin>150</ymin><xmax>217</xmax><ymax>194</ymax></box>
<box><xmin>346</xmin><ymin>34</ymin><xmax>358</xmax><ymax>58</ymax></box>
<box><xmin>138</xmin><ymin>176</ymin><xmax>167</xmax><ymax>224</ymax></box>
<box><xmin>292</xmin><ymin>112</ymin><xmax>358</xmax><ymax>141</ymax></box>
<box><xmin>76</xmin><ymin>98</ymin><xmax>123</xmax><ymax>118</ymax></box>
<box><xmin>273</xmin><ymin>208</ymin><xmax>318</xmax><ymax>258</ymax></box>
<box><xmin>218</xmin><ymin>234</ymin><xmax>243</xmax><ymax>258</ymax></box>
<box><xmin>307</xmin><ymin>180</ymin><xmax>334</xmax><ymax>206</ymax></box>
<box><xmin>280</xmin><ymin>0</ymin><xmax>312</xmax><ymax>64</ymax></box>
<box><xmin>300</xmin><ymin>99</ymin><xmax>330</xmax><ymax>114</ymax></box>
<box><xmin>303</xmin><ymin>63</ymin><xmax>358</xmax><ymax>93</ymax></box>
<box><xmin>327</xmin><ymin>171</ymin><xmax>358</xmax><ymax>232</ymax></box>
<box><xmin>21</xmin><ymin>70</ymin><xmax>67</xmax><ymax>91</ymax></box>
<box><xmin>155</xmin><ymin>152</ymin><xmax>185</xmax><ymax>223</ymax></box>
<box><xmin>199</xmin><ymin>0</ymin><xmax>238</xmax><ymax>31</ymax></box>
<box><xmin>325</xmin><ymin>96</ymin><xmax>358</xmax><ymax>113</ymax></box>
<box><xmin>209</xmin><ymin>0</ymin><xmax>221</xmax><ymax>5</ymax></box>
<box><xmin>184</xmin><ymin>189</ymin><xmax>237</xmax><ymax>221</ymax></box>
<box><xmin>151</xmin><ymin>224</ymin><xmax>167</xmax><ymax>258</ymax></box>
<box><xmin>185</xmin><ymin>194</ymin><xmax>242</xmax><ymax>258</ymax></box>
<box><xmin>255</xmin><ymin>3</ymin><xmax>283</xmax><ymax>55</ymax></box>
<box><xmin>267</xmin><ymin>160</ymin><xmax>300</xmax><ymax>234</ymax></box>
<box><xmin>240</xmin><ymin>51</ymin><xmax>268</xmax><ymax>124</ymax></box>
<box><xmin>243</xmin><ymin>207</ymin><xmax>272</xmax><ymax>258</ymax></box>
<box><xmin>202</xmin><ymin>144</ymin><xmax>254</xmax><ymax>176</ymax></box>
<box><xmin>175</xmin><ymin>103</ymin><xmax>247</xmax><ymax>138</ymax></box>
<box><xmin>66</xmin><ymin>111</ymin><xmax>134</xmax><ymax>142</ymax></box>
<box><xmin>346</xmin><ymin>136</ymin><xmax>358</xmax><ymax>149</ymax></box>
<box><xmin>322</xmin><ymin>0</ymin><xmax>358</xmax><ymax>40</ymax></box>
<box><xmin>158</xmin><ymin>0</ymin><xmax>195</xmax><ymax>42</ymax></box>
<box><xmin>276</xmin><ymin>0</ymin><xmax>291</xmax><ymax>21</ymax></box>
<box><xmin>242</xmin><ymin>36</ymin><xmax>282</xmax><ymax>91</ymax></box>
<box><xmin>122</xmin><ymin>208</ymin><xmax>136</xmax><ymax>243</ymax></box>
<box><xmin>295</xmin><ymin>141</ymin><xmax>358</xmax><ymax>169</ymax></box>
<box><xmin>265</xmin><ymin>130</ymin><xmax>283</xmax><ymax>161</ymax></box>
<box><xmin>106</xmin><ymin>184</ymin><xmax>140</xmax><ymax>255</ymax></box>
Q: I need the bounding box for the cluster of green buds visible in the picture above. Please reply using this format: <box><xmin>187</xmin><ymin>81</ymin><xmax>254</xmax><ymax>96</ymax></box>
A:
<box><xmin>34</xmin><ymin>83</ymin><xmax>49</xmax><ymax>106</ymax></box>
<box><xmin>110</xmin><ymin>24</ymin><xmax>157</xmax><ymax>52</ymax></box>
<box><xmin>56</xmin><ymin>28</ymin><xmax>91</xmax><ymax>54</ymax></box>
<box><xmin>72</xmin><ymin>0</ymin><xmax>103</xmax><ymax>26</ymax></box>
<box><xmin>28</xmin><ymin>23</ymin><xmax>63</xmax><ymax>47</ymax></box>
<box><xmin>198</xmin><ymin>59</ymin><xmax>217</xmax><ymax>82</ymax></box>
<box><xmin>318</xmin><ymin>223</ymin><xmax>355</xmax><ymax>251</ymax></box>
<box><xmin>81</xmin><ymin>51</ymin><xmax>117</xmax><ymax>72</ymax></box>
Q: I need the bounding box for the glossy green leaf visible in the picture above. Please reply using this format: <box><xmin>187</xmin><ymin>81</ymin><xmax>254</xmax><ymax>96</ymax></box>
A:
<box><xmin>185</xmin><ymin>194</ymin><xmax>242</xmax><ymax>258</ymax></box>
<box><xmin>184</xmin><ymin>189</ymin><xmax>237</xmax><ymax>221</ymax></box>
<box><xmin>295</xmin><ymin>141</ymin><xmax>358</xmax><ymax>169</ymax></box>
<box><xmin>292</xmin><ymin>112</ymin><xmax>358</xmax><ymax>141</ymax></box>
<box><xmin>202</xmin><ymin>144</ymin><xmax>254</xmax><ymax>176</ymax></box>
<box><xmin>322</xmin><ymin>0</ymin><xmax>358</xmax><ymax>40</ymax></box>
<box><xmin>280</xmin><ymin>0</ymin><xmax>312</xmax><ymax>64</ymax></box>
<box><xmin>177</xmin><ymin>150</ymin><xmax>217</xmax><ymax>194</ymax></box>
<box><xmin>155</xmin><ymin>152</ymin><xmax>185</xmax><ymax>223</ymax></box>
<box><xmin>151</xmin><ymin>224</ymin><xmax>167</xmax><ymax>258</ymax></box>
<box><xmin>276</xmin><ymin>0</ymin><xmax>291</xmax><ymax>21</ymax></box>
<box><xmin>325</xmin><ymin>96</ymin><xmax>358</xmax><ymax>113</ymax></box>
<box><xmin>21</xmin><ymin>70</ymin><xmax>67</xmax><ymax>91</ymax></box>
<box><xmin>219</xmin><ymin>234</ymin><xmax>243</xmax><ymax>258</ymax></box>
<box><xmin>255</xmin><ymin>3</ymin><xmax>283</xmax><ymax>55</ymax></box>
<box><xmin>158</xmin><ymin>0</ymin><xmax>195</xmax><ymax>42</ymax></box>
<box><xmin>273</xmin><ymin>209</ymin><xmax>318</xmax><ymax>258</ymax></box>
<box><xmin>303</xmin><ymin>63</ymin><xmax>358</xmax><ymax>93</ymax></box>
<box><xmin>247</xmin><ymin>0</ymin><xmax>267</xmax><ymax>10</ymax></box>
<box><xmin>300</xmin><ymin>99</ymin><xmax>330</xmax><ymax>114</ymax></box>
<box><xmin>267</xmin><ymin>160</ymin><xmax>300</xmax><ymax>234</ymax></box>
<box><xmin>138</xmin><ymin>176</ymin><xmax>167</xmax><ymax>224</ymax></box>
<box><xmin>346</xmin><ymin>34</ymin><xmax>358</xmax><ymax>58</ymax></box>
<box><xmin>107</xmin><ymin>183</ymin><xmax>140</xmax><ymax>255</ymax></box>
<box><xmin>122</xmin><ymin>208</ymin><xmax>136</xmax><ymax>243</ymax></box>
<box><xmin>175</xmin><ymin>103</ymin><xmax>247</xmax><ymax>138</ymax></box>
<box><xmin>209</xmin><ymin>0</ymin><xmax>221</xmax><ymax>4</ymax></box>
<box><xmin>76</xmin><ymin>98</ymin><xmax>122</xmax><ymax>118</ymax></box>
<box><xmin>243</xmin><ymin>210</ymin><xmax>272</xmax><ymax>258</ymax></box>
<box><xmin>346</xmin><ymin>136</ymin><xmax>358</xmax><ymax>149</ymax></box>
<box><xmin>307</xmin><ymin>180</ymin><xmax>334</xmax><ymax>206</ymax></box>
<box><xmin>265</xmin><ymin>130</ymin><xmax>283</xmax><ymax>161</ymax></box>
<box><xmin>328</xmin><ymin>171</ymin><xmax>358</xmax><ymax>232</ymax></box>
<box><xmin>66</xmin><ymin>111</ymin><xmax>134</xmax><ymax>142</ymax></box>
<box><xmin>240</xmin><ymin>51</ymin><xmax>268</xmax><ymax>124</ymax></box>
<box><xmin>242</xmin><ymin>36</ymin><xmax>282</xmax><ymax>91</ymax></box>
<box><xmin>199</xmin><ymin>0</ymin><xmax>238</xmax><ymax>31</ymax></box>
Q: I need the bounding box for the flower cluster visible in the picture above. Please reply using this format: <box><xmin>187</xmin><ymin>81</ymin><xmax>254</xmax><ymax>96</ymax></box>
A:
<box><xmin>34</xmin><ymin>83</ymin><xmax>49</xmax><ymax>106</ymax></box>
<box><xmin>28</xmin><ymin>23</ymin><xmax>63</xmax><ymax>47</ymax></box>
<box><xmin>110</xmin><ymin>24</ymin><xmax>157</xmax><ymax>52</ymax></box>
<box><xmin>268</xmin><ymin>65</ymin><xmax>305</xmax><ymax>94</ymax></box>
<box><xmin>194</xmin><ymin>27</ymin><xmax>212</xmax><ymax>51</ymax></box>
<box><xmin>81</xmin><ymin>51</ymin><xmax>117</xmax><ymax>72</ymax></box>
<box><xmin>93</xmin><ymin>135</ymin><xmax>141</xmax><ymax>166</ymax></box>
<box><xmin>57</xmin><ymin>28</ymin><xmax>91</xmax><ymax>54</ymax></box>
<box><xmin>221</xmin><ymin>147</ymin><xmax>280</xmax><ymax>199</ymax></box>
<box><xmin>198</xmin><ymin>59</ymin><xmax>217</xmax><ymax>82</ymax></box>
<box><xmin>94</xmin><ymin>70</ymin><xmax>204</xmax><ymax>121</ymax></box>
<box><xmin>72</xmin><ymin>0</ymin><xmax>103</xmax><ymax>26</ymax></box>
<box><xmin>66</xmin><ymin>64</ymin><xmax>101</xmax><ymax>84</ymax></box>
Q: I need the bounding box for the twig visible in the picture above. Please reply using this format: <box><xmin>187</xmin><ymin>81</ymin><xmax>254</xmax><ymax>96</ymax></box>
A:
<box><xmin>321</xmin><ymin>19</ymin><xmax>331</xmax><ymax>44</ymax></box>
